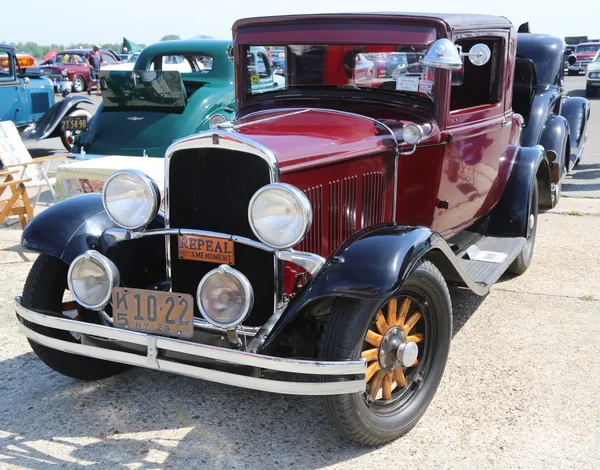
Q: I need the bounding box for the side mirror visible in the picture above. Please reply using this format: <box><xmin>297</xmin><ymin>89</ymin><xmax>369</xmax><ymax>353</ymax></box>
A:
<box><xmin>421</xmin><ymin>39</ymin><xmax>491</xmax><ymax>70</ymax></box>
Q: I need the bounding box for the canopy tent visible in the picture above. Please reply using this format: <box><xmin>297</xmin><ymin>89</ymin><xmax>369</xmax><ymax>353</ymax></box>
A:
<box><xmin>122</xmin><ymin>38</ymin><xmax>143</xmax><ymax>54</ymax></box>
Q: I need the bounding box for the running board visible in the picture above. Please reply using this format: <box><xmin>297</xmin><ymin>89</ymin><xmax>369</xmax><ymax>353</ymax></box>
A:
<box><xmin>458</xmin><ymin>236</ymin><xmax>526</xmax><ymax>287</ymax></box>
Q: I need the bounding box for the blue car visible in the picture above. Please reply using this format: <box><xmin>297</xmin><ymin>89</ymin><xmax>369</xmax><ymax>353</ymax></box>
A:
<box><xmin>0</xmin><ymin>43</ymin><xmax>93</xmax><ymax>151</ymax></box>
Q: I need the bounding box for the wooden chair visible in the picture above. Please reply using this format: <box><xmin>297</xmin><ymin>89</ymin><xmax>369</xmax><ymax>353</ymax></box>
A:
<box><xmin>0</xmin><ymin>169</ymin><xmax>34</xmax><ymax>229</ymax></box>
<box><xmin>0</xmin><ymin>120</ymin><xmax>72</xmax><ymax>211</ymax></box>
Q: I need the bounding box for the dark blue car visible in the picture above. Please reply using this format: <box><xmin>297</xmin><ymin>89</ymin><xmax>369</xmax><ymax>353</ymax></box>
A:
<box><xmin>0</xmin><ymin>43</ymin><xmax>93</xmax><ymax>151</ymax></box>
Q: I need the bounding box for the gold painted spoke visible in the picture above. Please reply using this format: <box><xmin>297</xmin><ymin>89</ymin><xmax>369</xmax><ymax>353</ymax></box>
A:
<box><xmin>370</xmin><ymin>370</ymin><xmax>385</xmax><ymax>400</ymax></box>
<box><xmin>397</xmin><ymin>298</ymin><xmax>412</xmax><ymax>328</ymax></box>
<box><xmin>382</xmin><ymin>373</ymin><xmax>393</xmax><ymax>400</ymax></box>
<box><xmin>404</xmin><ymin>312</ymin><xmax>422</xmax><ymax>334</ymax></box>
<box><xmin>365</xmin><ymin>361</ymin><xmax>381</xmax><ymax>383</ymax></box>
<box><xmin>365</xmin><ymin>329</ymin><xmax>382</xmax><ymax>348</ymax></box>
<box><xmin>361</xmin><ymin>348</ymin><xmax>379</xmax><ymax>363</ymax></box>
<box><xmin>375</xmin><ymin>311</ymin><xmax>389</xmax><ymax>335</ymax></box>
<box><xmin>407</xmin><ymin>333</ymin><xmax>423</xmax><ymax>344</ymax></box>
<box><xmin>393</xmin><ymin>367</ymin><xmax>407</xmax><ymax>388</ymax></box>
<box><xmin>386</xmin><ymin>298</ymin><xmax>397</xmax><ymax>328</ymax></box>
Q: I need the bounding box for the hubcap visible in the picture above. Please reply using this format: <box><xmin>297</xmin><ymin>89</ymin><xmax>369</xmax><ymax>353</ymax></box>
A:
<box><xmin>361</xmin><ymin>296</ymin><xmax>424</xmax><ymax>401</ymax></box>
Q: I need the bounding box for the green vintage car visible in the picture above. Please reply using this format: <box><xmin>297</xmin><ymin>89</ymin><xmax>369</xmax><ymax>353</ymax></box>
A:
<box><xmin>70</xmin><ymin>40</ymin><xmax>236</xmax><ymax>158</ymax></box>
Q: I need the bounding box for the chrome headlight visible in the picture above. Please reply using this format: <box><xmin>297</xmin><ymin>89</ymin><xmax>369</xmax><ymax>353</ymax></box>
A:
<box><xmin>61</xmin><ymin>69</ymin><xmax>68</xmax><ymax>77</ymax></box>
<box><xmin>67</xmin><ymin>250</ymin><xmax>119</xmax><ymax>310</ymax></box>
<box><xmin>589</xmin><ymin>72</ymin><xmax>599</xmax><ymax>79</ymax></box>
<box><xmin>102</xmin><ymin>170</ymin><xmax>160</xmax><ymax>230</ymax></box>
<box><xmin>248</xmin><ymin>183</ymin><xmax>312</xmax><ymax>249</ymax></box>
<box><xmin>209</xmin><ymin>114</ymin><xmax>229</xmax><ymax>129</ymax></box>
<box><xmin>402</xmin><ymin>123</ymin><xmax>424</xmax><ymax>145</ymax></box>
<box><xmin>197</xmin><ymin>265</ymin><xmax>253</xmax><ymax>328</ymax></box>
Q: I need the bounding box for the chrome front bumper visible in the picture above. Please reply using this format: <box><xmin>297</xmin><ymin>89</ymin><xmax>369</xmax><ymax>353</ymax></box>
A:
<box><xmin>15</xmin><ymin>297</ymin><xmax>366</xmax><ymax>395</ymax></box>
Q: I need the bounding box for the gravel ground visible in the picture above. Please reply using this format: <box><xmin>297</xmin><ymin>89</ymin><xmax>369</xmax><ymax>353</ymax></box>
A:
<box><xmin>1</xmin><ymin>78</ymin><xmax>599</xmax><ymax>469</ymax></box>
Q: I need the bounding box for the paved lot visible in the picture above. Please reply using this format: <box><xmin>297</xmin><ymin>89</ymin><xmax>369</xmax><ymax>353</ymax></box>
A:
<box><xmin>1</xmin><ymin>77</ymin><xmax>599</xmax><ymax>469</ymax></box>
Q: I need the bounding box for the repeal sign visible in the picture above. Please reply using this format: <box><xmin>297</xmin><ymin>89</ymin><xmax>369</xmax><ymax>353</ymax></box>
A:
<box><xmin>178</xmin><ymin>234</ymin><xmax>235</xmax><ymax>265</ymax></box>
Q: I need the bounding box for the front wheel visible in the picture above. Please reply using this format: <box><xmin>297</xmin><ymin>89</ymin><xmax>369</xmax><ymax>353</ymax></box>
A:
<box><xmin>22</xmin><ymin>254</ymin><xmax>130</xmax><ymax>380</ymax></box>
<box><xmin>320</xmin><ymin>260</ymin><xmax>452</xmax><ymax>445</ymax></box>
<box><xmin>567</xmin><ymin>70</ymin><xmax>578</xmax><ymax>76</ymax></box>
<box><xmin>72</xmin><ymin>75</ymin><xmax>85</xmax><ymax>93</ymax></box>
<box><xmin>586</xmin><ymin>84</ymin><xmax>596</xmax><ymax>98</ymax></box>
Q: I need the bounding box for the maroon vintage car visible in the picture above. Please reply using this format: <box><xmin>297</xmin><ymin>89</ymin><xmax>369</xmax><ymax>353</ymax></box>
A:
<box><xmin>40</xmin><ymin>48</ymin><xmax>120</xmax><ymax>92</ymax></box>
<box><xmin>16</xmin><ymin>13</ymin><xmax>555</xmax><ymax>446</ymax></box>
<box><xmin>567</xmin><ymin>42</ymin><xmax>600</xmax><ymax>75</ymax></box>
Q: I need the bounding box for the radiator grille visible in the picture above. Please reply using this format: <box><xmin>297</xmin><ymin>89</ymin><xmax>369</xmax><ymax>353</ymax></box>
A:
<box><xmin>30</xmin><ymin>93</ymin><xmax>50</xmax><ymax>115</ymax></box>
<box><xmin>329</xmin><ymin>176</ymin><xmax>357</xmax><ymax>251</ymax></box>
<box><xmin>168</xmin><ymin>148</ymin><xmax>275</xmax><ymax>326</ymax></box>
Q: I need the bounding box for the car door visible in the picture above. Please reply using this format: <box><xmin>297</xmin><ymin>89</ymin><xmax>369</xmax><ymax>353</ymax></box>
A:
<box><xmin>433</xmin><ymin>33</ymin><xmax>512</xmax><ymax>235</ymax></box>
<box><xmin>0</xmin><ymin>50</ymin><xmax>27</xmax><ymax>125</ymax></box>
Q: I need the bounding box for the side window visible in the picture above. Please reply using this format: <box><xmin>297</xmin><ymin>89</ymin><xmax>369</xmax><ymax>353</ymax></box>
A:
<box><xmin>102</xmin><ymin>53</ymin><xmax>116</xmax><ymax>64</ymax></box>
<box><xmin>0</xmin><ymin>51</ymin><xmax>14</xmax><ymax>80</ymax></box>
<box><xmin>450</xmin><ymin>38</ymin><xmax>503</xmax><ymax>112</ymax></box>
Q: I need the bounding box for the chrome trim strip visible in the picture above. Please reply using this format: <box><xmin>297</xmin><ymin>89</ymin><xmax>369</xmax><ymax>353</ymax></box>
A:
<box><xmin>16</xmin><ymin>298</ymin><xmax>366</xmax><ymax>396</ymax></box>
<box><xmin>103</xmin><ymin>227</ymin><xmax>327</xmax><ymax>275</ymax></box>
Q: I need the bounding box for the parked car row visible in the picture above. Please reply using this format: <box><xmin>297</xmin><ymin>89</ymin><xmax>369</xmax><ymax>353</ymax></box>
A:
<box><xmin>6</xmin><ymin>13</ymin><xmax>593</xmax><ymax>447</ymax></box>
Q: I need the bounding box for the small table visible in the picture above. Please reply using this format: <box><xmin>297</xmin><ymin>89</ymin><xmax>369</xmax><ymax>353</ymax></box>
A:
<box><xmin>55</xmin><ymin>156</ymin><xmax>165</xmax><ymax>201</ymax></box>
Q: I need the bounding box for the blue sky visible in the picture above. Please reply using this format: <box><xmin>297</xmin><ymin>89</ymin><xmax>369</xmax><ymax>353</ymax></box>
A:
<box><xmin>3</xmin><ymin>0</ymin><xmax>596</xmax><ymax>45</ymax></box>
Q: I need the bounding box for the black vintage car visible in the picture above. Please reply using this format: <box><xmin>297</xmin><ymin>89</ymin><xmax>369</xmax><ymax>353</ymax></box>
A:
<box><xmin>512</xmin><ymin>33</ymin><xmax>590</xmax><ymax>206</ymax></box>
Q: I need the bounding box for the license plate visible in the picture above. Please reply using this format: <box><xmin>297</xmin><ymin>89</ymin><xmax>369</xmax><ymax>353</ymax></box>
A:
<box><xmin>178</xmin><ymin>234</ymin><xmax>235</xmax><ymax>265</ymax></box>
<box><xmin>112</xmin><ymin>288</ymin><xmax>194</xmax><ymax>338</ymax></box>
<box><xmin>61</xmin><ymin>115</ymin><xmax>87</xmax><ymax>131</ymax></box>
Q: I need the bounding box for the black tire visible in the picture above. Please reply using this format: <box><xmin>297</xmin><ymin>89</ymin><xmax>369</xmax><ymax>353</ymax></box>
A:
<box><xmin>508</xmin><ymin>178</ymin><xmax>539</xmax><ymax>275</ymax></box>
<box><xmin>72</xmin><ymin>75</ymin><xmax>85</xmax><ymax>93</ymax></box>
<box><xmin>320</xmin><ymin>260</ymin><xmax>452</xmax><ymax>446</ymax></box>
<box><xmin>567</xmin><ymin>70</ymin><xmax>577</xmax><ymax>76</ymax></box>
<box><xmin>586</xmin><ymin>85</ymin><xmax>596</xmax><ymax>98</ymax></box>
<box><xmin>60</xmin><ymin>108</ymin><xmax>92</xmax><ymax>151</ymax></box>
<box><xmin>22</xmin><ymin>254</ymin><xmax>130</xmax><ymax>380</ymax></box>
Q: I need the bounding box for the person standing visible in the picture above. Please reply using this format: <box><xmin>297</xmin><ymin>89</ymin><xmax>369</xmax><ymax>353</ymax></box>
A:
<box><xmin>86</xmin><ymin>45</ymin><xmax>102</xmax><ymax>96</ymax></box>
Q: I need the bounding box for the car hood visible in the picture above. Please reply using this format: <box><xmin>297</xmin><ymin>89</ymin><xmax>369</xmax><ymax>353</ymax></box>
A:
<box><xmin>587</xmin><ymin>62</ymin><xmax>600</xmax><ymax>72</ymax></box>
<box><xmin>231</xmin><ymin>108</ymin><xmax>432</xmax><ymax>173</ymax></box>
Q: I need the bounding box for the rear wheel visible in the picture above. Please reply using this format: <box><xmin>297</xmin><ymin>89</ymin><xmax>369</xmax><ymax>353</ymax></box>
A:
<box><xmin>22</xmin><ymin>254</ymin><xmax>130</xmax><ymax>380</ymax></box>
<box><xmin>508</xmin><ymin>178</ymin><xmax>539</xmax><ymax>275</ymax></box>
<box><xmin>72</xmin><ymin>75</ymin><xmax>85</xmax><ymax>93</ymax></box>
<box><xmin>320</xmin><ymin>260</ymin><xmax>452</xmax><ymax>445</ymax></box>
<box><xmin>567</xmin><ymin>69</ymin><xmax>578</xmax><ymax>76</ymax></box>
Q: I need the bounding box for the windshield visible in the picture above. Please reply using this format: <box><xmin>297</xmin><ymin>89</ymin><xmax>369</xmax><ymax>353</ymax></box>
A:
<box><xmin>55</xmin><ymin>53</ymin><xmax>87</xmax><ymax>64</ymax></box>
<box><xmin>592</xmin><ymin>51</ymin><xmax>600</xmax><ymax>63</ymax></box>
<box><xmin>244</xmin><ymin>44</ymin><xmax>435</xmax><ymax>108</ymax></box>
<box><xmin>575</xmin><ymin>44</ymin><xmax>600</xmax><ymax>54</ymax></box>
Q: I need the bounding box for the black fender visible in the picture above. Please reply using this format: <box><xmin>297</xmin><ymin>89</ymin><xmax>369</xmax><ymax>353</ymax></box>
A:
<box><xmin>260</xmin><ymin>225</ymin><xmax>459</xmax><ymax>353</ymax></box>
<box><xmin>22</xmin><ymin>193</ymin><xmax>164</xmax><ymax>262</ymax></box>
<box><xmin>520</xmin><ymin>89</ymin><xmax>560</xmax><ymax>148</ymax></box>
<box><xmin>539</xmin><ymin>114</ymin><xmax>569</xmax><ymax>176</ymax></box>
<box><xmin>488</xmin><ymin>145</ymin><xmax>547</xmax><ymax>237</ymax></box>
<box><xmin>21</xmin><ymin>95</ymin><xmax>94</xmax><ymax>141</ymax></box>
<box><xmin>560</xmin><ymin>96</ymin><xmax>590</xmax><ymax>164</ymax></box>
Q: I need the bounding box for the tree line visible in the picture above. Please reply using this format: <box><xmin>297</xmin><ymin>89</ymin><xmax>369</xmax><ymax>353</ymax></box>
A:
<box><xmin>2</xmin><ymin>34</ymin><xmax>180</xmax><ymax>59</ymax></box>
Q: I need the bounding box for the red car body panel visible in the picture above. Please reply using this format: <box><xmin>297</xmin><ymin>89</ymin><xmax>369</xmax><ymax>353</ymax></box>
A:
<box><xmin>40</xmin><ymin>49</ymin><xmax>119</xmax><ymax>86</ymax></box>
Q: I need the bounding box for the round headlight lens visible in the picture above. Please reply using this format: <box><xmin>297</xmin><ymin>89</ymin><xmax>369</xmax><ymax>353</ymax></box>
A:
<box><xmin>209</xmin><ymin>114</ymin><xmax>229</xmax><ymax>129</ymax></box>
<box><xmin>402</xmin><ymin>123</ymin><xmax>424</xmax><ymax>145</ymax></box>
<box><xmin>248</xmin><ymin>183</ymin><xmax>312</xmax><ymax>249</ymax></box>
<box><xmin>61</xmin><ymin>69</ymin><xmax>68</xmax><ymax>77</ymax></box>
<box><xmin>590</xmin><ymin>72</ymin><xmax>599</xmax><ymax>79</ymax></box>
<box><xmin>197</xmin><ymin>265</ymin><xmax>254</xmax><ymax>328</ymax></box>
<box><xmin>67</xmin><ymin>250</ymin><xmax>119</xmax><ymax>310</ymax></box>
<box><xmin>102</xmin><ymin>170</ymin><xmax>159</xmax><ymax>230</ymax></box>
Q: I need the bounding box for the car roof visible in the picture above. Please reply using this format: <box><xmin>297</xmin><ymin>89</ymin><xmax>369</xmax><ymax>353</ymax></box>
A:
<box><xmin>0</xmin><ymin>43</ymin><xmax>16</xmax><ymax>52</ymax></box>
<box><xmin>517</xmin><ymin>33</ymin><xmax>565</xmax><ymax>50</ymax></box>
<box><xmin>233</xmin><ymin>12</ymin><xmax>512</xmax><ymax>32</ymax></box>
<box><xmin>137</xmin><ymin>39</ymin><xmax>231</xmax><ymax>58</ymax></box>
